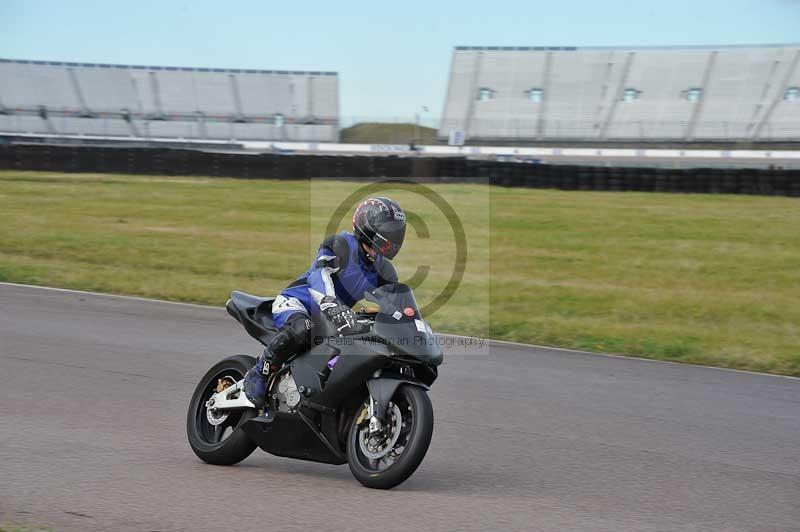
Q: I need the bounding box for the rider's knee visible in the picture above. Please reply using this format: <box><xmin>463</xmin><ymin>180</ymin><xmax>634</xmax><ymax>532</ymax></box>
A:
<box><xmin>269</xmin><ymin>313</ymin><xmax>313</xmax><ymax>364</ymax></box>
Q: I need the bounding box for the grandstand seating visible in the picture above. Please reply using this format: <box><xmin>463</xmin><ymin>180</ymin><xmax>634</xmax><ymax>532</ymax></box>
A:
<box><xmin>0</xmin><ymin>59</ymin><xmax>339</xmax><ymax>142</ymax></box>
<box><xmin>440</xmin><ymin>45</ymin><xmax>800</xmax><ymax>142</ymax></box>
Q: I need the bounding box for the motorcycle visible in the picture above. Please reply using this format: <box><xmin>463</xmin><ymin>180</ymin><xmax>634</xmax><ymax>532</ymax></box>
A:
<box><xmin>186</xmin><ymin>283</ymin><xmax>443</xmax><ymax>489</ymax></box>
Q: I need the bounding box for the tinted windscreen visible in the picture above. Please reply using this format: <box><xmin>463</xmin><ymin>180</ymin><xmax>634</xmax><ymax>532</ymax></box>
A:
<box><xmin>368</xmin><ymin>283</ymin><xmax>442</xmax><ymax>363</ymax></box>
<box><xmin>369</xmin><ymin>283</ymin><xmax>420</xmax><ymax>317</ymax></box>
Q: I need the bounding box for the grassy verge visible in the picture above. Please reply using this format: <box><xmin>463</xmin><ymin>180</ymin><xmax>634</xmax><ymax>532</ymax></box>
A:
<box><xmin>1</xmin><ymin>171</ymin><xmax>798</xmax><ymax>376</ymax></box>
<box><xmin>340</xmin><ymin>122</ymin><xmax>438</xmax><ymax>144</ymax></box>
<box><xmin>0</xmin><ymin>524</ymin><xmax>51</xmax><ymax>532</ymax></box>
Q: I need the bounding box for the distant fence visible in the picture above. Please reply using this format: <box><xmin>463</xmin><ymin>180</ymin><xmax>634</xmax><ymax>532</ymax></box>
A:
<box><xmin>0</xmin><ymin>144</ymin><xmax>435</xmax><ymax>179</ymax></box>
<box><xmin>438</xmin><ymin>159</ymin><xmax>800</xmax><ymax>195</ymax></box>
<box><xmin>1</xmin><ymin>144</ymin><xmax>799</xmax><ymax>196</ymax></box>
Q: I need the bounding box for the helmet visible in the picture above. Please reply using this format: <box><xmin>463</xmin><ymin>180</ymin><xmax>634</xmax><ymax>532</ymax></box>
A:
<box><xmin>352</xmin><ymin>197</ymin><xmax>406</xmax><ymax>260</ymax></box>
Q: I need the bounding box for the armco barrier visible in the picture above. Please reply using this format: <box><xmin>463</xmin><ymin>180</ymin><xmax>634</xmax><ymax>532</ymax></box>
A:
<box><xmin>1</xmin><ymin>144</ymin><xmax>799</xmax><ymax>196</ymax></box>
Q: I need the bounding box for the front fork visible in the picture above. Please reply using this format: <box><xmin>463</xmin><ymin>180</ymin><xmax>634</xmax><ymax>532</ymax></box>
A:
<box><xmin>365</xmin><ymin>372</ymin><xmax>429</xmax><ymax>434</ymax></box>
<box><xmin>367</xmin><ymin>395</ymin><xmax>382</xmax><ymax>434</ymax></box>
<box><xmin>355</xmin><ymin>393</ymin><xmax>383</xmax><ymax>434</ymax></box>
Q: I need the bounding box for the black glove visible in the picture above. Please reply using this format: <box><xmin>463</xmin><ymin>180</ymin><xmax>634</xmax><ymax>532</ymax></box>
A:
<box><xmin>319</xmin><ymin>296</ymin><xmax>357</xmax><ymax>333</ymax></box>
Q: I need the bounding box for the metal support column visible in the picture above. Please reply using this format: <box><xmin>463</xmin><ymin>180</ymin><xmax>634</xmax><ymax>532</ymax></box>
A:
<box><xmin>307</xmin><ymin>76</ymin><xmax>315</xmax><ymax>121</ymax></box>
<box><xmin>40</xmin><ymin>109</ymin><xmax>57</xmax><ymax>134</ymax></box>
<box><xmin>229</xmin><ymin>74</ymin><xmax>244</xmax><ymax>122</ymax></box>
<box><xmin>196</xmin><ymin>112</ymin><xmax>208</xmax><ymax>139</ymax></box>
<box><xmin>684</xmin><ymin>50</ymin><xmax>718</xmax><ymax>140</ymax></box>
<box><xmin>599</xmin><ymin>51</ymin><xmax>635</xmax><ymax>140</ymax></box>
<box><xmin>463</xmin><ymin>51</ymin><xmax>484</xmax><ymax>138</ymax></box>
<box><xmin>122</xmin><ymin>109</ymin><xmax>140</xmax><ymax>137</ymax></box>
<box><xmin>746</xmin><ymin>59</ymin><xmax>780</xmax><ymax>134</ymax></box>
<box><xmin>67</xmin><ymin>68</ymin><xmax>92</xmax><ymax>117</ymax></box>
<box><xmin>149</xmin><ymin>71</ymin><xmax>165</xmax><ymax>119</ymax></box>
<box><xmin>536</xmin><ymin>51</ymin><xmax>554</xmax><ymax>140</ymax></box>
<box><xmin>753</xmin><ymin>49</ymin><xmax>800</xmax><ymax>139</ymax></box>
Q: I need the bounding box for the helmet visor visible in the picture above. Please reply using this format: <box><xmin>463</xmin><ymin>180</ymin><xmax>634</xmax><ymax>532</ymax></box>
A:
<box><xmin>371</xmin><ymin>220</ymin><xmax>406</xmax><ymax>259</ymax></box>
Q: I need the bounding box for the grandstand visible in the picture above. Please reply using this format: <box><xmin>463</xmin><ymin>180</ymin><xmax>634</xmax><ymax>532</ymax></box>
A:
<box><xmin>0</xmin><ymin>58</ymin><xmax>339</xmax><ymax>142</ymax></box>
<box><xmin>439</xmin><ymin>45</ymin><xmax>800</xmax><ymax>143</ymax></box>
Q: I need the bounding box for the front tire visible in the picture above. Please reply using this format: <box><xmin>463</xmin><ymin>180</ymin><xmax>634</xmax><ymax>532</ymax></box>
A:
<box><xmin>347</xmin><ymin>384</ymin><xmax>434</xmax><ymax>489</ymax></box>
<box><xmin>187</xmin><ymin>355</ymin><xmax>258</xmax><ymax>465</ymax></box>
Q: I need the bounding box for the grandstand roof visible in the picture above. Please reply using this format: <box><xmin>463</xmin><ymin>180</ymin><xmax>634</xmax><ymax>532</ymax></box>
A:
<box><xmin>0</xmin><ymin>57</ymin><xmax>337</xmax><ymax>76</ymax></box>
<box><xmin>455</xmin><ymin>44</ymin><xmax>800</xmax><ymax>51</ymax></box>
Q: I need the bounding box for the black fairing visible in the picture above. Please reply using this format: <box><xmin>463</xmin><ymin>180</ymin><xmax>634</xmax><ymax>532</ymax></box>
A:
<box><xmin>302</xmin><ymin>338</ymin><xmax>390</xmax><ymax>405</ymax></box>
<box><xmin>278</xmin><ymin>283</ymin><xmax>442</xmax><ymax>412</ymax></box>
<box><xmin>241</xmin><ymin>412</ymin><xmax>346</xmax><ymax>465</ymax></box>
<box><xmin>366</xmin><ymin>283</ymin><xmax>444</xmax><ymax>366</ymax></box>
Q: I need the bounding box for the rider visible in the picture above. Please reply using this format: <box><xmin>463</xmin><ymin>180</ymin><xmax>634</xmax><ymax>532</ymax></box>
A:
<box><xmin>243</xmin><ymin>197</ymin><xmax>407</xmax><ymax>408</ymax></box>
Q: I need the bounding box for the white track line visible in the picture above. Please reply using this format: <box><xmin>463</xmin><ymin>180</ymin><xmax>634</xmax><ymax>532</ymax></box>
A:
<box><xmin>439</xmin><ymin>333</ymin><xmax>800</xmax><ymax>380</ymax></box>
<box><xmin>0</xmin><ymin>281</ymin><xmax>221</xmax><ymax>310</ymax></box>
<box><xmin>2</xmin><ymin>281</ymin><xmax>797</xmax><ymax>380</ymax></box>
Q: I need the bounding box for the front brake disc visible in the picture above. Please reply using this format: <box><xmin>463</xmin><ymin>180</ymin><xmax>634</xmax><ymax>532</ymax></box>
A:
<box><xmin>358</xmin><ymin>402</ymin><xmax>403</xmax><ymax>460</ymax></box>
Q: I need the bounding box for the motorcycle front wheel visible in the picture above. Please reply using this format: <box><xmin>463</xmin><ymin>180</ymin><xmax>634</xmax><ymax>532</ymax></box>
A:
<box><xmin>187</xmin><ymin>355</ymin><xmax>258</xmax><ymax>465</ymax></box>
<box><xmin>347</xmin><ymin>384</ymin><xmax>434</xmax><ymax>489</ymax></box>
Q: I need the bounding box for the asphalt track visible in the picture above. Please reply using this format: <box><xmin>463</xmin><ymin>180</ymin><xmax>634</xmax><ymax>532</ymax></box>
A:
<box><xmin>1</xmin><ymin>283</ymin><xmax>798</xmax><ymax>532</ymax></box>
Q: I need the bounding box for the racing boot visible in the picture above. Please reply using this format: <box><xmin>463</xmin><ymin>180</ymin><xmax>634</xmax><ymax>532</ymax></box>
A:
<box><xmin>243</xmin><ymin>349</ymin><xmax>278</xmax><ymax>409</ymax></box>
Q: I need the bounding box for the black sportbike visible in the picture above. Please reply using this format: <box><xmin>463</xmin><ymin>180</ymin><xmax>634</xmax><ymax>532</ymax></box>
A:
<box><xmin>186</xmin><ymin>283</ymin><xmax>443</xmax><ymax>489</ymax></box>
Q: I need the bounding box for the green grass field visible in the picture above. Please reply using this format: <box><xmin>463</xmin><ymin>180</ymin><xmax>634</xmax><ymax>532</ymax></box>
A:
<box><xmin>2</xmin><ymin>170</ymin><xmax>799</xmax><ymax>376</ymax></box>
<box><xmin>0</xmin><ymin>524</ymin><xmax>51</xmax><ymax>532</ymax></box>
<box><xmin>340</xmin><ymin>122</ymin><xmax>438</xmax><ymax>144</ymax></box>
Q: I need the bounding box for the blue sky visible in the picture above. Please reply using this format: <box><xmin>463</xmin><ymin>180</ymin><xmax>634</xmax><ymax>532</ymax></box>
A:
<box><xmin>2</xmin><ymin>0</ymin><xmax>799</xmax><ymax>121</ymax></box>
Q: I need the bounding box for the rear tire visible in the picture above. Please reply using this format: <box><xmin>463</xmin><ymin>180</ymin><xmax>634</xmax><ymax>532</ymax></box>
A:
<box><xmin>187</xmin><ymin>355</ymin><xmax>258</xmax><ymax>465</ymax></box>
<box><xmin>347</xmin><ymin>384</ymin><xmax>434</xmax><ymax>489</ymax></box>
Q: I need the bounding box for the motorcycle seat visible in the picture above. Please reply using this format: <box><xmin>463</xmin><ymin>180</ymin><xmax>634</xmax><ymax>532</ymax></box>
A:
<box><xmin>229</xmin><ymin>291</ymin><xmax>277</xmax><ymax>331</ymax></box>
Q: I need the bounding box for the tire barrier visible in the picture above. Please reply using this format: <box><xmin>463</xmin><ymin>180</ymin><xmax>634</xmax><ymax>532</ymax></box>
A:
<box><xmin>1</xmin><ymin>144</ymin><xmax>799</xmax><ymax>197</ymax></box>
<box><xmin>436</xmin><ymin>158</ymin><xmax>800</xmax><ymax>197</ymax></box>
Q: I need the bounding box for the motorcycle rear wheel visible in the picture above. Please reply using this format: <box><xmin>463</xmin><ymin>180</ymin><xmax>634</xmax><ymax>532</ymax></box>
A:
<box><xmin>187</xmin><ymin>355</ymin><xmax>258</xmax><ymax>465</ymax></box>
<box><xmin>347</xmin><ymin>384</ymin><xmax>434</xmax><ymax>489</ymax></box>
